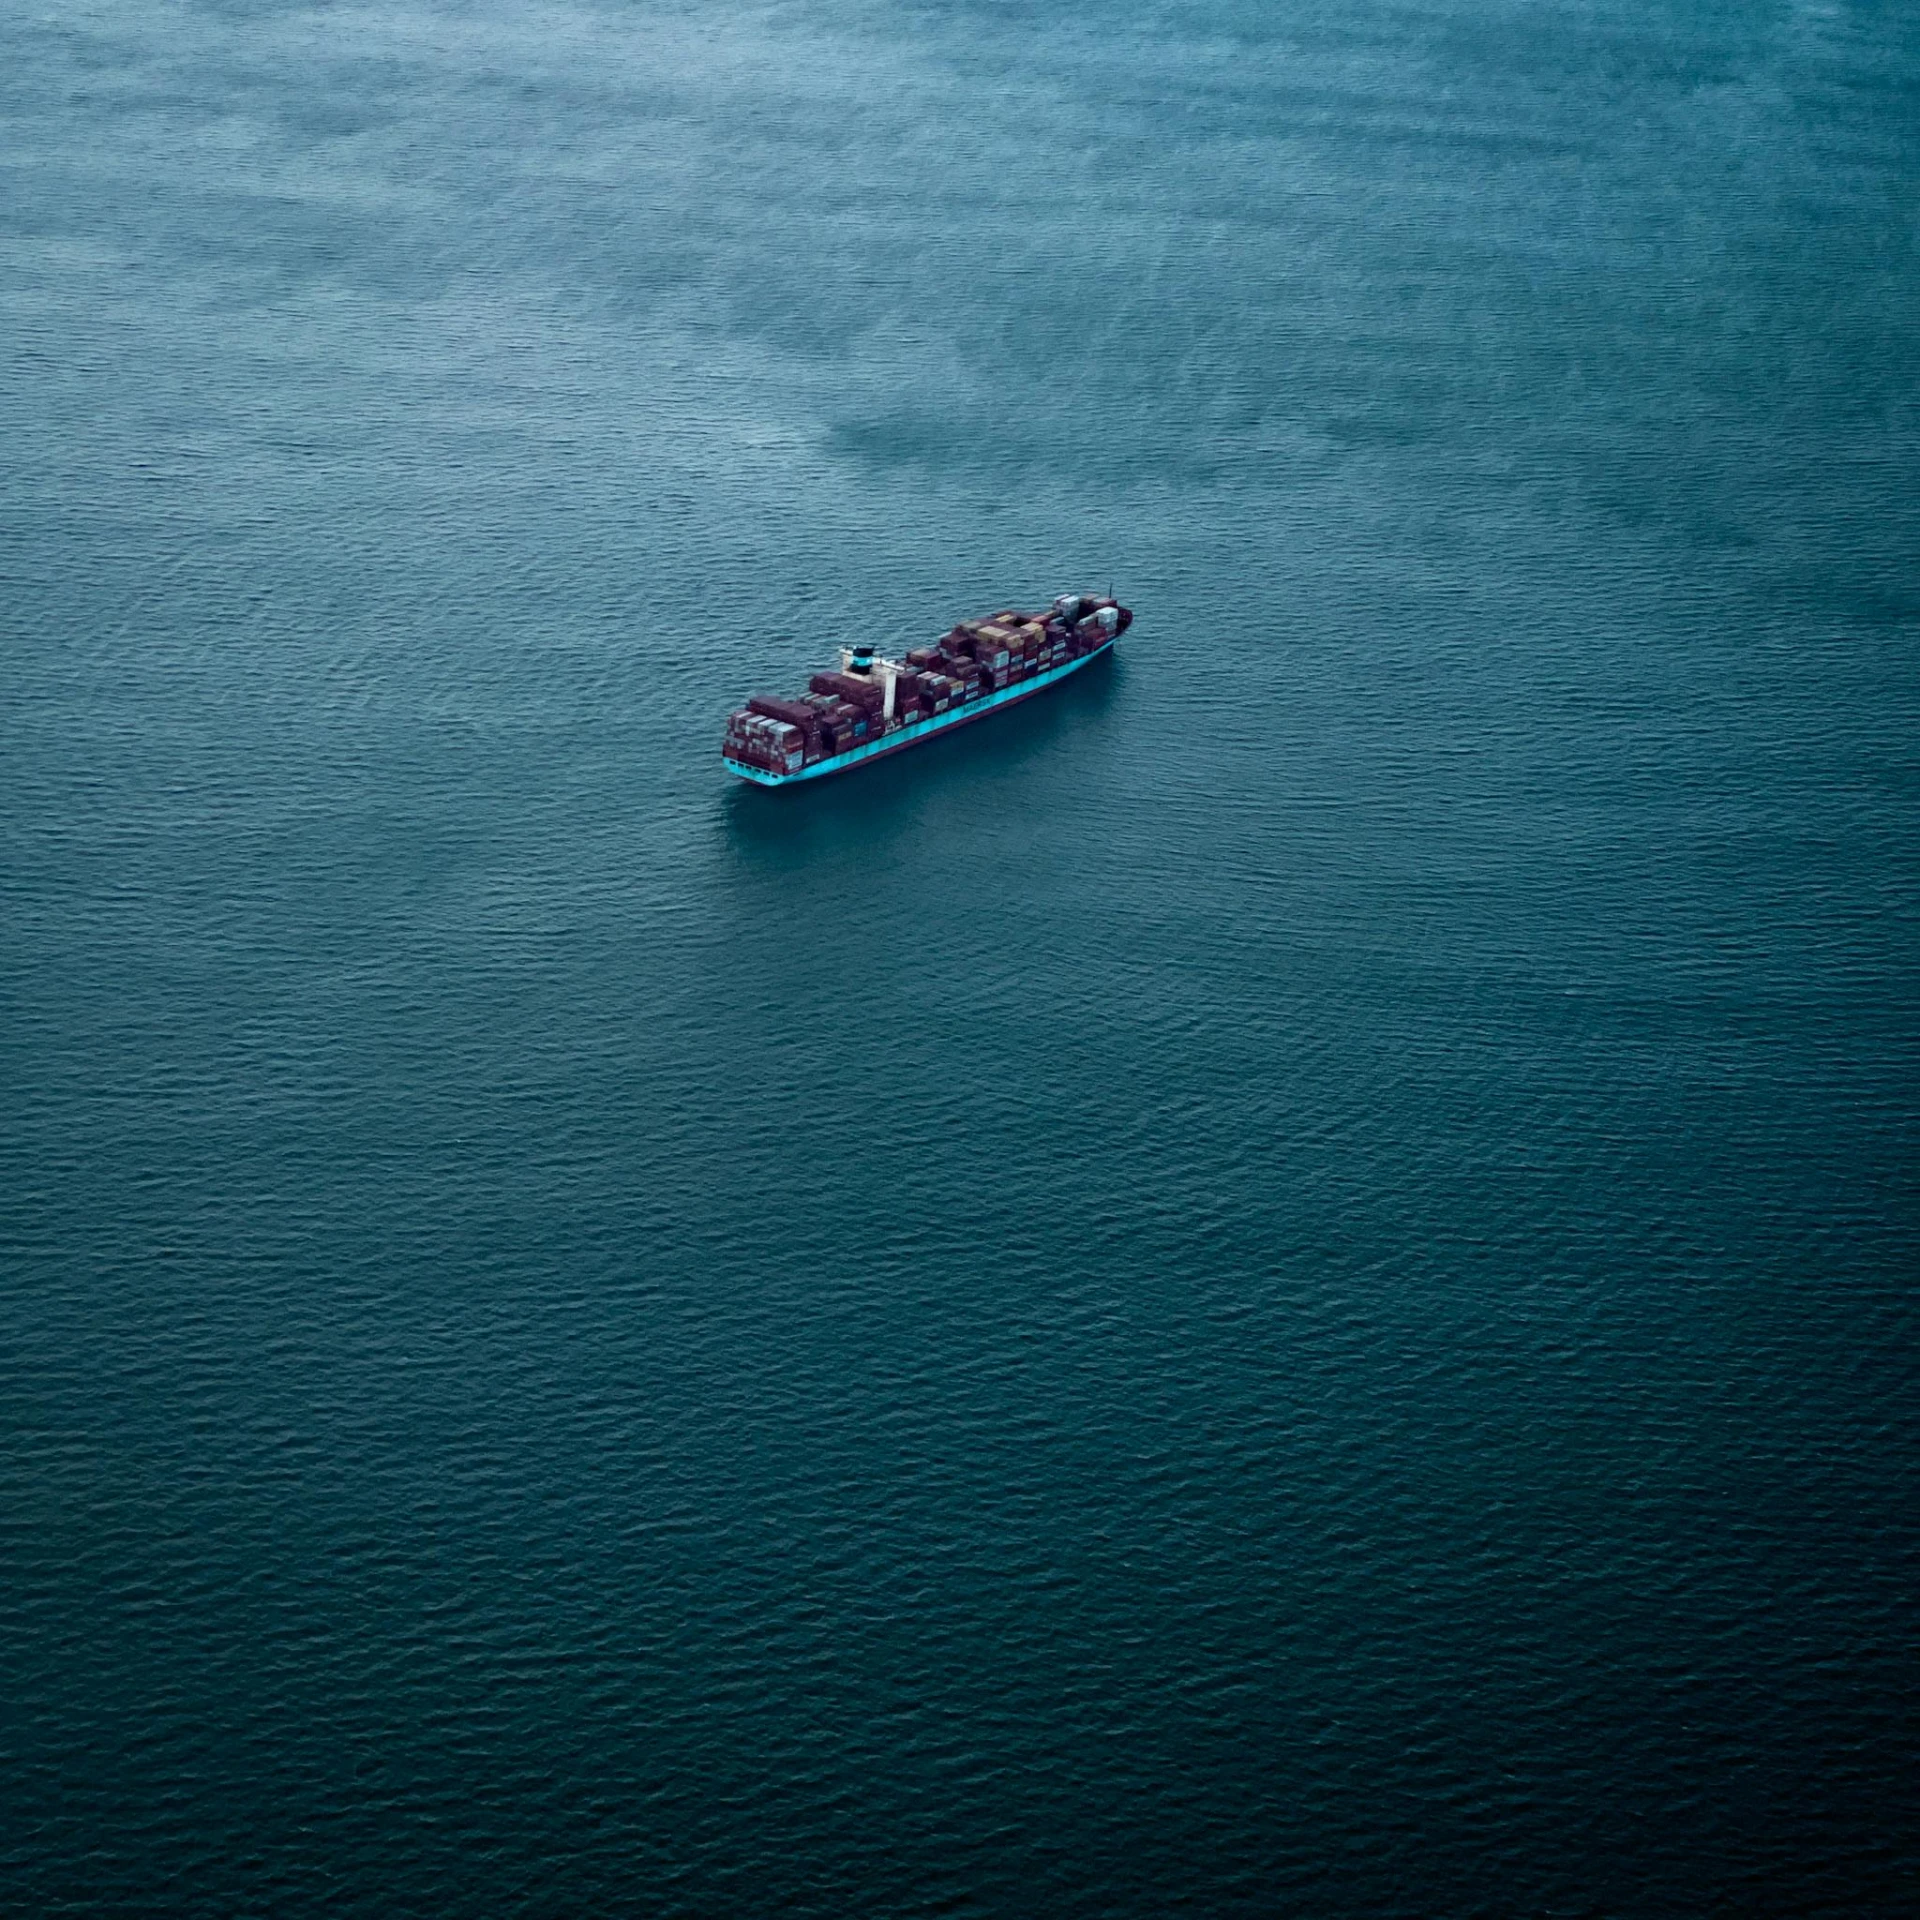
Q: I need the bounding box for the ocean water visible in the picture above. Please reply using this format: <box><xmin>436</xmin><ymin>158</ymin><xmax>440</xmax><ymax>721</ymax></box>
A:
<box><xmin>3</xmin><ymin>0</ymin><xmax>1916</xmax><ymax>1912</ymax></box>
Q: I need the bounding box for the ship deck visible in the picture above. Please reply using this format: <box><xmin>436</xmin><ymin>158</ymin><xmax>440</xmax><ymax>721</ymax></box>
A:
<box><xmin>723</xmin><ymin>637</ymin><xmax>1114</xmax><ymax>786</ymax></box>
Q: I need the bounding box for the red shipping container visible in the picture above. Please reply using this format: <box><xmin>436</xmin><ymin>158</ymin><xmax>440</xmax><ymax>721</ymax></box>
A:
<box><xmin>747</xmin><ymin>694</ymin><xmax>817</xmax><ymax>729</ymax></box>
<box><xmin>811</xmin><ymin>671</ymin><xmax>884</xmax><ymax>709</ymax></box>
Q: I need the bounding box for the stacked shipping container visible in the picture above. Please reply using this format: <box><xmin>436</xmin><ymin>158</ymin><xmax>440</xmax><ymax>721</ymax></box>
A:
<box><xmin>721</xmin><ymin>594</ymin><xmax>1130</xmax><ymax>780</ymax></box>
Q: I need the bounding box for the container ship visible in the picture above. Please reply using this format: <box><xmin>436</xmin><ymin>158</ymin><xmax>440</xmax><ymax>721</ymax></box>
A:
<box><xmin>722</xmin><ymin>592</ymin><xmax>1131</xmax><ymax>786</ymax></box>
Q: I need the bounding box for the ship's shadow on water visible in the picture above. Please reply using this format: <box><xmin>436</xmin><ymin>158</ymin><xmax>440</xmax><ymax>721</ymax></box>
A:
<box><xmin>716</xmin><ymin>649</ymin><xmax>1124</xmax><ymax>865</ymax></box>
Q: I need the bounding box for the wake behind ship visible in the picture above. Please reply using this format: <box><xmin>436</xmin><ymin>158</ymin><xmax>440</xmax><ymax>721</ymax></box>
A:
<box><xmin>722</xmin><ymin>592</ymin><xmax>1131</xmax><ymax>786</ymax></box>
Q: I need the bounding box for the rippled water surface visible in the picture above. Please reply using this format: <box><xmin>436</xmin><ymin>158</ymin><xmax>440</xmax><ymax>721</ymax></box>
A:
<box><xmin>4</xmin><ymin>1</ymin><xmax>1917</xmax><ymax>1913</ymax></box>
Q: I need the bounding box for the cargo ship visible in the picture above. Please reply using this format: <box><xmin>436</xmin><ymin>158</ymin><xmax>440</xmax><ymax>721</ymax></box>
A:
<box><xmin>722</xmin><ymin>592</ymin><xmax>1131</xmax><ymax>785</ymax></box>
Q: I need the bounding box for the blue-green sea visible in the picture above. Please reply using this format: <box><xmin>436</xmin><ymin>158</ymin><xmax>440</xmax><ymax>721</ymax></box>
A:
<box><xmin>4</xmin><ymin>2</ymin><xmax>1916</xmax><ymax>1913</ymax></box>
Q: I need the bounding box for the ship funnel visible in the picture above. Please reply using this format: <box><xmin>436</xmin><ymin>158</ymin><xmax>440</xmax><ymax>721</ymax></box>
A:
<box><xmin>848</xmin><ymin>644</ymin><xmax>876</xmax><ymax>675</ymax></box>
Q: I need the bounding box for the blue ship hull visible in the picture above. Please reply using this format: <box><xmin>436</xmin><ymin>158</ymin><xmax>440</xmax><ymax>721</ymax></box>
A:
<box><xmin>722</xmin><ymin>637</ymin><xmax>1115</xmax><ymax>786</ymax></box>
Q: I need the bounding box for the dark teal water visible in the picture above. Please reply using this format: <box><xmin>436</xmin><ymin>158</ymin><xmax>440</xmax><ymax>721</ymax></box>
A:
<box><xmin>4</xmin><ymin>2</ymin><xmax>1917</xmax><ymax>1913</ymax></box>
